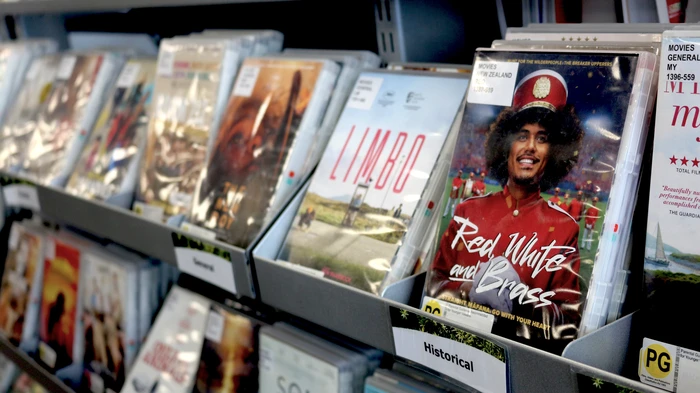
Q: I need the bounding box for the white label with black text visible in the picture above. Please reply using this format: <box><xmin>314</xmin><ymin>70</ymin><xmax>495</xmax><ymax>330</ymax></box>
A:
<box><xmin>393</xmin><ymin>327</ymin><xmax>506</xmax><ymax>393</ymax></box>
<box><xmin>204</xmin><ymin>311</ymin><xmax>225</xmax><ymax>344</ymax></box>
<box><xmin>157</xmin><ymin>50</ymin><xmax>175</xmax><ymax>77</ymax></box>
<box><xmin>57</xmin><ymin>56</ymin><xmax>77</xmax><ymax>80</ymax></box>
<box><xmin>3</xmin><ymin>184</ymin><xmax>40</xmax><ymax>211</ymax></box>
<box><xmin>346</xmin><ymin>76</ymin><xmax>383</xmax><ymax>110</ymax></box>
<box><xmin>174</xmin><ymin>247</ymin><xmax>236</xmax><ymax>294</ymax></box>
<box><xmin>422</xmin><ymin>296</ymin><xmax>495</xmax><ymax>333</ymax></box>
<box><xmin>467</xmin><ymin>60</ymin><xmax>519</xmax><ymax>106</ymax></box>
<box><xmin>232</xmin><ymin>65</ymin><xmax>261</xmax><ymax>97</ymax></box>
<box><xmin>116</xmin><ymin>63</ymin><xmax>141</xmax><ymax>88</ymax></box>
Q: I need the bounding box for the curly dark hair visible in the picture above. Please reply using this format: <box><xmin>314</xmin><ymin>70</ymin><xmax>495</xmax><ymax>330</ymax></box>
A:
<box><xmin>485</xmin><ymin>105</ymin><xmax>584</xmax><ymax>190</ymax></box>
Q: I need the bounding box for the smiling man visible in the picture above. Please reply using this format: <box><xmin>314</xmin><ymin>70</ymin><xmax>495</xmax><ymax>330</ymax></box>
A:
<box><xmin>427</xmin><ymin>70</ymin><xmax>585</xmax><ymax>344</ymax></box>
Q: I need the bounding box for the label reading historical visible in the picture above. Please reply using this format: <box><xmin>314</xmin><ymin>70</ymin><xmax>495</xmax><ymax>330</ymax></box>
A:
<box><xmin>346</xmin><ymin>76</ymin><xmax>384</xmax><ymax>110</ymax></box>
<box><xmin>390</xmin><ymin>307</ymin><xmax>507</xmax><ymax>393</ymax></box>
<box><xmin>639</xmin><ymin>337</ymin><xmax>700</xmax><ymax>392</ymax></box>
<box><xmin>232</xmin><ymin>65</ymin><xmax>261</xmax><ymax>97</ymax></box>
<box><xmin>467</xmin><ymin>60</ymin><xmax>519</xmax><ymax>106</ymax></box>
<box><xmin>171</xmin><ymin>232</ymin><xmax>237</xmax><ymax>294</ymax></box>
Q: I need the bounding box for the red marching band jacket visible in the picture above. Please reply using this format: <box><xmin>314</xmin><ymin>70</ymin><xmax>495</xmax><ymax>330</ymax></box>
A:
<box><xmin>428</xmin><ymin>186</ymin><xmax>582</xmax><ymax>343</ymax></box>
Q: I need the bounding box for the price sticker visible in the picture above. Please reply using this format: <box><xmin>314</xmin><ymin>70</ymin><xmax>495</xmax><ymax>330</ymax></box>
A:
<box><xmin>157</xmin><ymin>50</ymin><xmax>176</xmax><ymax>77</ymax></box>
<box><xmin>467</xmin><ymin>60</ymin><xmax>519</xmax><ymax>106</ymax></box>
<box><xmin>232</xmin><ymin>65</ymin><xmax>261</xmax><ymax>97</ymax></box>
<box><xmin>204</xmin><ymin>310</ymin><xmax>225</xmax><ymax>344</ymax></box>
<box><xmin>116</xmin><ymin>62</ymin><xmax>142</xmax><ymax>88</ymax></box>
<box><xmin>171</xmin><ymin>232</ymin><xmax>236</xmax><ymax>294</ymax></box>
<box><xmin>390</xmin><ymin>307</ymin><xmax>507</xmax><ymax>393</ymax></box>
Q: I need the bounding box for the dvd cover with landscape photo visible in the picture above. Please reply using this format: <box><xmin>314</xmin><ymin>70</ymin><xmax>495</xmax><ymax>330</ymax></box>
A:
<box><xmin>282</xmin><ymin>70</ymin><xmax>470</xmax><ymax>294</ymax></box>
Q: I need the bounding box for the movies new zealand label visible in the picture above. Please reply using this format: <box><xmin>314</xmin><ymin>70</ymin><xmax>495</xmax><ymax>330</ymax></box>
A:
<box><xmin>426</xmin><ymin>51</ymin><xmax>638</xmax><ymax>351</ymax></box>
<box><xmin>283</xmin><ymin>72</ymin><xmax>470</xmax><ymax>294</ymax></box>
<box><xmin>191</xmin><ymin>59</ymin><xmax>325</xmax><ymax>248</ymax></box>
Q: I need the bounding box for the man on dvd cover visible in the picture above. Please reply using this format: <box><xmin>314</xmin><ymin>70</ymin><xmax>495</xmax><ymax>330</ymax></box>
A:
<box><xmin>428</xmin><ymin>69</ymin><xmax>589</xmax><ymax>350</ymax></box>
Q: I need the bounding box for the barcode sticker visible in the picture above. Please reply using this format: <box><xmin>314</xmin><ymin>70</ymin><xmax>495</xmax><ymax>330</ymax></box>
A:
<box><xmin>116</xmin><ymin>63</ymin><xmax>141</xmax><ymax>88</ymax></box>
<box><xmin>232</xmin><ymin>65</ymin><xmax>261</xmax><ymax>97</ymax></box>
<box><xmin>57</xmin><ymin>56</ymin><xmax>77</xmax><ymax>80</ymax></box>
<box><xmin>157</xmin><ymin>50</ymin><xmax>176</xmax><ymax>77</ymax></box>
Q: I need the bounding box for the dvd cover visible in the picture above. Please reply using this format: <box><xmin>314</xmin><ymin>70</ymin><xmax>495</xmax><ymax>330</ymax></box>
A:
<box><xmin>0</xmin><ymin>55</ymin><xmax>60</xmax><ymax>173</ymax></box>
<box><xmin>10</xmin><ymin>372</ymin><xmax>46</xmax><ymax>393</ymax></box>
<box><xmin>67</xmin><ymin>58</ymin><xmax>157</xmax><ymax>205</ymax></box>
<box><xmin>193</xmin><ymin>305</ymin><xmax>257</xmax><ymax>393</ymax></box>
<box><xmin>121</xmin><ymin>286</ymin><xmax>210</xmax><ymax>393</ymax></box>
<box><xmin>18</xmin><ymin>52</ymin><xmax>124</xmax><ymax>187</ymax></box>
<box><xmin>80</xmin><ymin>249</ymin><xmax>139</xmax><ymax>393</ymax></box>
<box><xmin>134</xmin><ymin>38</ymin><xmax>239</xmax><ymax>222</ymax></box>
<box><xmin>0</xmin><ymin>223</ymin><xmax>45</xmax><ymax>350</ymax></box>
<box><xmin>38</xmin><ymin>235</ymin><xmax>85</xmax><ymax>376</ymax></box>
<box><xmin>423</xmin><ymin>48</ymin><xmax>656</xmax><ymax>352</ymax></box>
<box><xmin>189</xmin><ymin>57</ymin><xmax>339</xmax><ymax>248</ymax></box>
<box><xmin>0</xmin><ymin>353</ymin><xmax>19</xmax><ymax>393</ymax></box>
<box><xmin>281</xmin><ymin>70</ymin><xmax>469</xmax><ymax>294</ymax></box>
<box><xmin>258</xmin><ymin>326</ymin><xmax>355</xmax><ymax>393</ymax></box>
<box><xmin>641</xmin><ymin>30</ymin><xmax>700</xmax><ymax>364</ymax></box>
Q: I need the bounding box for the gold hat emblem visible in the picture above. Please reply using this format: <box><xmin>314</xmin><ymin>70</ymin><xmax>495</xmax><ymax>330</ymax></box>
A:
<box><xmin>533</xmin><ymin>76</ymin><xmax>551</xmax><ymax>99</ymax></box>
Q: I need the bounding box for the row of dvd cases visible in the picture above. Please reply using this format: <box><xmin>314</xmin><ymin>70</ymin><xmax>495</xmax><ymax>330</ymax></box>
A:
<box><xmin>0</xmin><ymin>7</ymin><xmax>685</xmax><ymax>393</ymax></box>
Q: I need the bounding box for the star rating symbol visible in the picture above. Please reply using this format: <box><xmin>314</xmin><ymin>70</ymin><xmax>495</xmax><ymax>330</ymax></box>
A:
<box><xmin>577</xmin><ymin>37</ymin><xmax>582</xmax><ymax>41</ymax></box>
<box><xmin>593</xmin><ymin>37</ymin><xmax>598</xmax><ymax>41</ymax></box>
<box><xmin>670</xmin><ymin>155</ymin><xmax>678</xmax><ymax>164</ymax></box>
<box><xmin>682</xmin><ymin>156</ymin><xmax>689</xmax><ymax>166</ymax></box>
<box><xmin>585</xmin><ymin>37</ymin><xmax>590</xmax><ymax>41</ymax></box>
<box><xmin>693</xmin><ymin>158</ymin><xmax>699</xmax><ymax>167</ymax></box>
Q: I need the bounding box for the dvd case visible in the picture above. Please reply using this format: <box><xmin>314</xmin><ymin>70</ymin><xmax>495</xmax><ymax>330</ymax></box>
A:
<box><xmin>0</xmin><ymin>222</ymin><xmax>45</xmax><ymax>350</ymax></box>
<box><xmin>18</xmin><ymin>52</ymin><xmax>125</xmax><ymax>187</ymax></box>
<box><xmin>134</xmin><ymin>38</ymin><xmax>242</xmax><ymax>222</ymax></box>
<box><xmin>121</xmin><ymin>286</ymin><xmax>210</xmax><ymax>393</ymax></box>
<box><xmin>189</xmin><ymin>57</ymin><xmax>339</xmax><ymax>248</ymax></box>
<box><xmin>281</xmin><ymin>70</ymin><xmax>469</xmax><ymax>294</ymax></box>
<box><xmin>38</xmin><ymin>234</ymin><xmax>85</xmax><ymax>380</ymax></box>
<box><xmin>423</xmin><ymin>48</ymin><xmax>657</xmax><ymax>352</ymax></box>
<box><xmin>67</xmin><ymin>58</ymin><xmax>157</xmax><ymax>206</ymax></box>
<box><xmin>80</xmin><ymin>248</ymin><xmax>139</xmax><ymax>393</ymax></box>
<box><xmin>193</xmin><ymin>305</ymin><xmax>257</xmax><ymax>393</ymax></box>
<box><xmin>0</xmin><ymin>54</ymin><xmax>60</xmax><ymax>173</ymax></box>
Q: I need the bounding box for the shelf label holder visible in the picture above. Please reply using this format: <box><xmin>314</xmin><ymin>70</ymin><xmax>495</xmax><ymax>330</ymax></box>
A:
<box><xmin>171</xmin><ymin>232</ymin><xmax>237</xmax><ymax>294</ymax></box>
<box><xmin>390</xmin><ymin>306</ymin><xmax>508</xmax><ymax>393</ymax></box>
<box><xmin>1</xmin><ymin>176</ymin><xmax>41</xmax><ymax>212</ymax></box>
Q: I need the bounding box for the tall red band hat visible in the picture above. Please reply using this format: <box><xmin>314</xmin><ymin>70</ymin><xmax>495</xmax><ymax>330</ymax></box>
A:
<box><xmin>512</xmin><ymin>70</ymin><xmax>568</xmax><ymax>112</ymax></box>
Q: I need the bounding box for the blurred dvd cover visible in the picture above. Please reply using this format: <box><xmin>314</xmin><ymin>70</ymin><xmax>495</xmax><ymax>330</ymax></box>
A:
<box><xmin>10</xmin><ymin>373</ymin><xmax>46</xmax><ymax>393</ymax></box>
<box><xmin>38</xmin><ymin>235</ymin><xmax>84</xmax><ymax>381</ymax></box>
<box><xmin>193</xmin><ymin>305</ymin><xmax>257</xmax><ymax>393</ymax></box>
<box><xmin>121</xmin><ymin>286</ymin><xmax>209</xmax><ymax>393</ymax></box>
<box><xmin>0</xmin><ymin>223</ymin><xmax>45</xmax><ymax>350</ymax></box>
<box><xmin>423</xmin><ymin>48</ymin><xmax>656</xmax><ymax>353</ymax></box>
<box><xmin>67</xmin><ymin>58</ymin><xmax>157</xmax><ymax>205</ymax></box>
<box><xmin>80</xmin><ymin>250</ymin><xmax>139</xmax><ymax>393</ymax></box>
<box><xmin>135</xmin><ymin>39</ymin><xmax>234</xmax><ymax>222</ymax></box>
<box><xmin>190</xmin><ymin>57</ymin><xmax>338</xmax><ymax>248</ymax></box>
<box><xmin>0</xmin><ymin>55</ymin><xmax>60</xmax><ymax>172</ymax></box>
<box><xmin>19</xmin><ymin>52</ymin><xmax>124</xmax><ymax>187</ymax></box>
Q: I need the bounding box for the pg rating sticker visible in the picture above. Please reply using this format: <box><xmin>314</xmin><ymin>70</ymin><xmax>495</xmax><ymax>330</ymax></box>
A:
<box><xmin>639</xmin><ymin>338</ymin><xmax>700</xmax><ymax>392</ymax></box>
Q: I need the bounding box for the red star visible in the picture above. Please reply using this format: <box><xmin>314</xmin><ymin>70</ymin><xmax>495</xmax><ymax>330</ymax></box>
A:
<box><xmin>682</xmin><ymin>156</ymin><xmax>689</xmax><ymax>166</ymax></box>
<box><xmin>693</xmin><ymin>158</ymin><xmax>700</xmax><ymax>167</ymax></box>
<box><xmin>670</xmin><ymin>155</ymin><xmax>678</xmax><ymax>165</ymax></box>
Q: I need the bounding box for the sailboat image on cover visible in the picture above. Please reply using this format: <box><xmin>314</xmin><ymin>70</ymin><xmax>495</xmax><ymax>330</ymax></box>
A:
<box><xmin>646</xmin><ymin>223</ymin><xmax>669</xmax><ymax>267</ymax></box>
